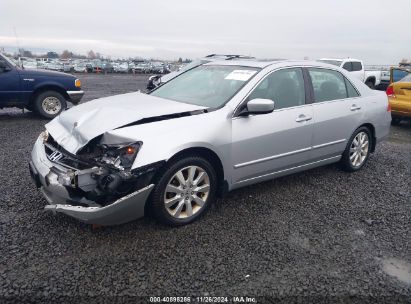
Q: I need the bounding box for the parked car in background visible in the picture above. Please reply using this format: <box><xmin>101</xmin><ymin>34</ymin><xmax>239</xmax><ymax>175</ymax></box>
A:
<box><xmin>114</xmin><ymin>62</ymin><xmax>129</xmax><ymax>73</ymax></box>
<box><xmin>102</xmin><ymin>62</ymin><xmax>114</xmax><ymax>73</ymax></box>
<box><xmin>146</xmin><ymin>54</ymin><xmax>255</xmax><ymax>90</ymax></box>
<box><xmin>63</xmin><ymin>63</ymin><xmax>74</xmax><ymax>73</ymax></box>
<box><xmin>0</xmin><ymin>53</ymin><xmax>84</xmax><ymax>118</ymax></box>
<box><xmin>390</xmin><ymin>67</ymin><xmax>411</xmax><ymax>84</ymax></box>
<box><xmin>318</xmin><ymin>58</ymin><xmax>382</xmax><ymax>89</ymax></box>
<box><xmin>73</xmin><ymin>63</ymin><xmax>88</xmax><ymax>73</ymax></box>
<box><xmin>22</xmin><ymin>60</ymin><xmax>38</xmax><ymax>70</ymax></box>
<box><xmin>150</xmin><ymin>62</ymin><xmax>167</xmax><ymax>74</ymax></box>
<box><xmin>29</xmin><ymin>60</ymin><xmax>390</xmax><ymax>226</ymax></box>
<box><xmin>380</xmin><ymin>70</ymin><xmax>391</xmax><ymax>89</ymax></box>
<box><xmin>386</xmin><ymin>72</ymin><xmax>411</xmax><ymax>125</ymax></box>
<box><xmin>46</xmin><ymin>61</ymin><xmax>64</xmax><ymax>72</ymax></box>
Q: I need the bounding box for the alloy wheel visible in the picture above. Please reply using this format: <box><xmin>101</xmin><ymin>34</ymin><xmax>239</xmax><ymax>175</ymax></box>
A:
<box><xmin>349</xmin><ymin>131</ymin><xmax>369</xmax><ymax>167</ymax></box>
<box><xmin>164</xmin><ymin>166</ymin><xmax>210</xmax><ymax>219</ymax></box>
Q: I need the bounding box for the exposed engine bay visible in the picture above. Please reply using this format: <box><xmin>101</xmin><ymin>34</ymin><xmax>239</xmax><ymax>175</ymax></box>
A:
<box><xmin>42</xmin><ymin>131</ymin><xmax>163</xmax><ymax>207</ymax></box>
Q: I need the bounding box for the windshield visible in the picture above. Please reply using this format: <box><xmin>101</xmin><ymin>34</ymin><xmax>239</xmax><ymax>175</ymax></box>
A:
<box><xmin>317</xmin><ymin>60</ymin><xmax>342</xmax><ymax>67</ymax></box>
<box><xmin>0</xmin><ymin>53</ymin><xmax>17</xmax><ymax>67</ymax></box>
<box><xmin>150</xmin><ymin>65</ymin><xmax>260</xmax><ymax>108</ymax></box>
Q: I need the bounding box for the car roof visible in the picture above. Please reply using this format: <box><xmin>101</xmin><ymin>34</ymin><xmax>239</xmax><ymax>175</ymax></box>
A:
<box><xmin>203</xmin><ymin>59</ymin><xmax>342</xmax><ymax>69</ymax></box>
<box><xmin>320</xmin><ymin>58</ymin><xmax>362</xmax><ymax>62</ymax></box>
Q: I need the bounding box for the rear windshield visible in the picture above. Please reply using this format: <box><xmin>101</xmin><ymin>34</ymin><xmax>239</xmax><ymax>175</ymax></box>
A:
<box><xmin>400</xmin><ymin>74</ymin><xmax>411</xmax><ymax>82</ymax></box>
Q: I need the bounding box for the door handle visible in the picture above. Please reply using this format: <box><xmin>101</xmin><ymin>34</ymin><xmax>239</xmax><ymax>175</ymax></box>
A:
<box><xmin>350</xmin><ymin>104</ymin><xmax>361</xmax><ymax>111</ymax></box>
<box><xmin>295</xmin><ymin>114</ymin><xmax>312</xmax><ymax>122</ymax></box>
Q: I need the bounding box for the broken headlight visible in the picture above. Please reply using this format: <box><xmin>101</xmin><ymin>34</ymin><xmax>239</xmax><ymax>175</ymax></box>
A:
<box><xmin>99</xmin><ymin>142</ymin><xmax>142</xmax><ymax>170</ymax></box>
<box><xmin>40</xmin><ymin>130</ymin><xmax>49</xmax><ymax>143</ymax></box>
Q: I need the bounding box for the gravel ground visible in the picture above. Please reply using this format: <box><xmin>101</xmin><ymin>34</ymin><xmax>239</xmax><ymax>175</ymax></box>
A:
<box><xmin>0</xmin><ymin>74</ymin><xmax>410</xmax><ymax>303</ymax></box>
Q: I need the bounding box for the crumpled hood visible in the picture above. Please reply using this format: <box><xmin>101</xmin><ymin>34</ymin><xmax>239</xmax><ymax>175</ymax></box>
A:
<box><xmin>46</xmin><ymin>92</ymin><xmax>206</xmax><ymax>154</ymax></box>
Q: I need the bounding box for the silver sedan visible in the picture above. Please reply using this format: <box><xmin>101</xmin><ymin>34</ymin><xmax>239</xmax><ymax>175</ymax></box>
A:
<box><xmin>29</xmin><ymin>60</ymin><xmax>391</xmax><ymax>226</ymax></box>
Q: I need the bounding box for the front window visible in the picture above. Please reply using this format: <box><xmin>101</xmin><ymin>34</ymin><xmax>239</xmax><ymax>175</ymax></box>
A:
<box><xmin>0</xmin><ymin>53</ymin><xmax>17</xmax><ymax>68</ymax></box>
<box><xmin>246</xmin><ymin>68</ymin><xmax>306</xmax><ymax>110</ymax></box>
<box><xmin>150</xmin><ymin>65</ymin><xmax>260</xmax><ymax>108</ymax></box>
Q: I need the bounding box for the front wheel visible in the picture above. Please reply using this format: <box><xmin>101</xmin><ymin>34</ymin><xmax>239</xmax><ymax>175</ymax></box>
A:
<box><xmin>340</xmin><ymin>127</ymin><xmax>372</xmax><ymax>172</ymax></box>
<box><xmin>149</xmin><ymin>156</ymin><xmax>217</xmax><ymax>226</ymax></box>
<box><xmin>34</xmin><ymin>91</ymin><xmax>67</xmax><ymax>119</ymax></box>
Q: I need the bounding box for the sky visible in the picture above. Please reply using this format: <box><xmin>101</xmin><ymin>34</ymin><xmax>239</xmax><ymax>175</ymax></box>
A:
<box><xmin>0</xmin><ymin>0</ymin><xmax>410</xmax><ymax>64</ymax></box>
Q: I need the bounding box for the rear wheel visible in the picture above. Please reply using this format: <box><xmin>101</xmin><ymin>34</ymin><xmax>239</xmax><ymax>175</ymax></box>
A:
<box><xmin>149</xmin><ymin>156</ymin><xmax>217</xmax><ymax>226</ymax></box>
<box><xmin>34</xmin><ymin>91</ymin><xmax>66</xmax><ymax>119</ymax></box>
<box><xmin>391</xmin><ymin>116</ymin><xmax>402</xmax><ymax>125</ymax></box>
<box><xmin>340</xmin><ymin>127</ymin><xmax>372</xmax><ymax>172</ymax></box>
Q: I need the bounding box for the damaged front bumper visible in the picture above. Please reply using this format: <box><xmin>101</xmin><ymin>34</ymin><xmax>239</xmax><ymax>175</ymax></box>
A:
<box><xmin>29</xmin><ymin>136</ymin><xmax>155</xmax><ymax>225</ymax></box>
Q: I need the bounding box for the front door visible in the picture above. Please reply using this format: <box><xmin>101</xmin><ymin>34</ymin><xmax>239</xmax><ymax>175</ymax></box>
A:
<box><xmin>0</xmin><ymin>56</ymin><xmax>21</xmax><ymax>105</ymax></box>
<box><xmin>232</xmin><ymin>67</ymin><xmax>313</xmax><ymax>185</ymax></box>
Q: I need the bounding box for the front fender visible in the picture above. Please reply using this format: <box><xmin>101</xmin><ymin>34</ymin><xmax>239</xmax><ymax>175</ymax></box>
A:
<box><xmin>33</xmin><ymin>80</ymin><xmax>71</xmax><ymax>93</ymax></box>
<box><xmin>101</xmin><ymin>109</ymin><xmax>232</xmax><ymax>181</ymax></box>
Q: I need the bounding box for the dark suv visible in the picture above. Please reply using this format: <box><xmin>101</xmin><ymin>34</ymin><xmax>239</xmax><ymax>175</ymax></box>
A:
<box><xmin>0</xmin><ymin>53</ymin><xmax>84</xmax><ymax>118</ymax></box>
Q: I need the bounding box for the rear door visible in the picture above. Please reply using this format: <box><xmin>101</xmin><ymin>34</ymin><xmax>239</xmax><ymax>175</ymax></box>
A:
<box><xmin>231</xmin><ymin>67</ymin><xmax>313</xmax><ymax>185</ymax></box>
<box><xmin>307</xmin><ymin>68</ymin><xmax>362</xmax><ymax>160</ymax></box>
<box><xmin>0</xmin><ymin>56</ymin><xmax>21</xmax><ymax>105</ymax></box>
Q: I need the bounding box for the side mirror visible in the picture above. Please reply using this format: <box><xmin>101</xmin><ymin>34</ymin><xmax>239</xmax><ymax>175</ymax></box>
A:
<box><xmin>242</xmin><ymin>98</ymin><xmax>275</xmax><ymax>115</ymax></box>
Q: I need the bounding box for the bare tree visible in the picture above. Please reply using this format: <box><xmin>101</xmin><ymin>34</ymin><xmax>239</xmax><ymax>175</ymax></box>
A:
<box><xmin>61</xmin><ymin>50</ymin><xmax>73</xmax><ymax>59</ymax></box>
<box><xmin>87</xmin><ymin>50</ymin><xmax>96</xmax><ymax>59</ymax></box>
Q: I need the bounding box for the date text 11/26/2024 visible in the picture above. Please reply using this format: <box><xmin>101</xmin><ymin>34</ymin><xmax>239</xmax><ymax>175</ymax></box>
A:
<box><xmin>149</xmin><ymin>296</ymin><xmax>257</xmax><ymax>303</ymax></box>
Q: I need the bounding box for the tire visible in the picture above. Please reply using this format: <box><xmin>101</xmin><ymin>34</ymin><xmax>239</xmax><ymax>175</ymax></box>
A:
<box><xmin>25</xmin><ymin>104</ymin><xmax>34</xmax><ymax>112</ymax></box>
<box><xmin>340</xmin><ymin>126</ymin><xmax>372</xmax><ymax>172</ymax></box>
<box><xmin>34</xmin><ymin>91</ymin><xmax>67</xmax><ymax>119</ymax></box>
<box><xmin>149</xmin><ymin>156</ymin><xmax>218</xmax><ymax>226</ymax></box>
<box><xmin>365</xmin><ymin>81</ymin><xmax>375</xmax><ymax>89</ymax></box>
<box><xmin>391</xmin><ymin>116</ymin><xmax>402</xmax><ymax>125</ymax></box>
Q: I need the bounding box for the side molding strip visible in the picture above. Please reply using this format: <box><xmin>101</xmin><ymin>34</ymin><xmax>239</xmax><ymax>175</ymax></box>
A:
<box><xmin>234</xmin><ymin>139</ymin><xmax>345</xmax><ymax>169</ymax></box>
<box><xmin>237</xmin><ymin>156</ymin><xmax>341</xmax><ymax>184</ymax></box>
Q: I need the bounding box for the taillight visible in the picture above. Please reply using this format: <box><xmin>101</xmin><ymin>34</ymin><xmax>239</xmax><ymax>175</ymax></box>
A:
<box><xmin>387</xmin><ymin>102</ymin><xmax>391</xmax><ymax>112</ymax></box>
<box><xmin>386</xmin><ymin>86</ymin><xmax>395</xmax><ymax>98</ymax></box>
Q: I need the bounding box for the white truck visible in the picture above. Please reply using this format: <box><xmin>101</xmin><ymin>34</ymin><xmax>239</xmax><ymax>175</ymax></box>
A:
<box><xmin>318</xmin><ymin>58</ymin><xmax>382</xmax><ymax>89</ymax></box>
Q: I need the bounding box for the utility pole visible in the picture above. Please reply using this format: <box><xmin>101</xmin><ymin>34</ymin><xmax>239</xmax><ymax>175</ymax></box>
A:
<box><xmin>13</xmin><ymin>27</ymin><xmax>21</xmax><ymax>56</ymax></box>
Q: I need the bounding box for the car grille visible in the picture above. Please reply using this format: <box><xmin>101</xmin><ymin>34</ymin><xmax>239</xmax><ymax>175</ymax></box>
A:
<box><xmin>44</xmin><ymin>136</ymin><xmax>90</xmax><ymax>170</ymax></box>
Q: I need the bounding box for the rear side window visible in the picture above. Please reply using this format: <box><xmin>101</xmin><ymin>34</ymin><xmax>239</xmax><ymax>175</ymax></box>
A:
<box><xmin>352</xmin><ymin>62</ymin><xmax>362</xmax><ymax>71</ymax></box>
<box><xmin>342</xmin><ymin>62</ymin><xmax>353</xmax><ymax>71</ymax></box>
<box><xmin>308</xmin><ymin>68</ymin><xmax>348</xmax><ymax>102</ymax></box>
<box><xmin>247</xmin><ymin>68</ymin><xmax>305</xmax><ymax>110</ymax></box>
<box><xmin>345</xmin><ymin>78</ymin><xmax>360</xmax><ymax>98</ymax></box>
